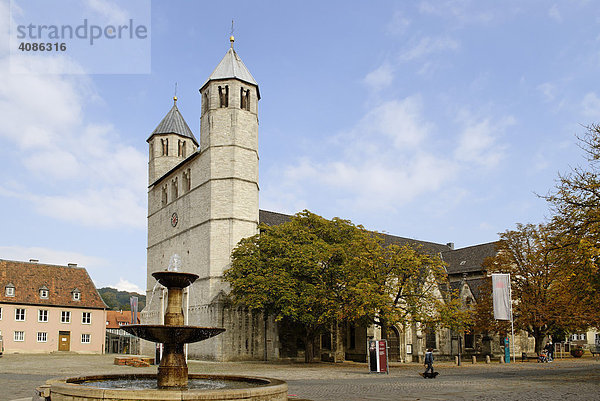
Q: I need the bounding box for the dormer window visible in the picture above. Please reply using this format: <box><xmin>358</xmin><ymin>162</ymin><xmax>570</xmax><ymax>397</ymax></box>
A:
<box><xmin>39</xmin><ymin>286</ymin><xmax>49</xmax><ymax>299</ymax></box>
<box><xmin>72</xmin><ymin>289</ymin><xmax>81</xmax><ymax>301</ymax></box>
<box><xmin>5</xmin><ymin>283</ymin><xmax>15</xmax><ymax>297</ymax></box>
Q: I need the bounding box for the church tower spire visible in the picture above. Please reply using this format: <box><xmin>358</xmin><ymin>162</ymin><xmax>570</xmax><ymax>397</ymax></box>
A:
<box><xmin>147</xmin><ymin>97</ymin><xmax>198</xmax><ymax>184</ymax></box>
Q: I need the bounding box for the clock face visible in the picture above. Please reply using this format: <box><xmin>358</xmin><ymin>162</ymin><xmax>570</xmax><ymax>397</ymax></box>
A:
<box><xmin>171</xmin><ymin>212</ymin><xmax>178</xmax><ymax>227</ymax></box>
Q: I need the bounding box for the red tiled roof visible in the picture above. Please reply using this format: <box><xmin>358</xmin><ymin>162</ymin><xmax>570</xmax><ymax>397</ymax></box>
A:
<box><xmin>106</xmin><ymin>310</ymin><xmax>139</xmax><ymax>328</ymax></box>
<box><xmin>0</xmin><ymin>259</ymin><xmax>106</xmax><ymax>309</ymax></box>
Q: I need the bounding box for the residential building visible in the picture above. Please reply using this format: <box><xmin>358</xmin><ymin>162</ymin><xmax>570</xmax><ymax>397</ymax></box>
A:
<box><xmin>0</xmin><ymin>259</ymin><xmax>106</xmax><ymax>353</ymax></box>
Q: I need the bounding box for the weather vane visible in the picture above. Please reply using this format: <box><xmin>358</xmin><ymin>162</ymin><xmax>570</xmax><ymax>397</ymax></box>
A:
<box><xmin>173</xmin><ymin>82</ymin><xmax>178</xmax><ymax>103</ymax></box>
<box><xmin>230</xmin><ymin>19</ymin><xmax>235</xmax><ymax>47</ymax></box>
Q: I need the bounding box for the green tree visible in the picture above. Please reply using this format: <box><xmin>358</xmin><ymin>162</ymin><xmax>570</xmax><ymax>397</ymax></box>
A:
<box><xmin>225</xmin><ymin>210</ymin><xmax>459</xmax><ymax>362</ymax></box>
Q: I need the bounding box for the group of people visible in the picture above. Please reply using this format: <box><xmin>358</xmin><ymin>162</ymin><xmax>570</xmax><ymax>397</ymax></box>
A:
<box><xmin>538</xmin><ymin>340</ymin><xmax>554</xmax><ymax>363</ymax></box>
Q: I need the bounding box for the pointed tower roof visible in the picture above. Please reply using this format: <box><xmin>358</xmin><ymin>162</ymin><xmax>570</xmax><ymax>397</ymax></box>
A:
<box><xmin>147</xmin><ymin>98</ymin><xmax>198</xmax><ymax>145</ymax></box>
<box><xmin>201</xmin><ymin>39</ymin><xmax>260</xmax><ymax>99</ymax></box>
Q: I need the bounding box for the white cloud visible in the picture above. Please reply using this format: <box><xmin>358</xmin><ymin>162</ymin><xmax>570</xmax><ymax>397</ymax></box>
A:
<box><xmin>548</xmin><ymin>4</ymin><xmax>563</xmax><ymax>23</ymax></box>
<box><xmin>581</xmin><ymin>92</ymin><xmax>600</xmax><ymax>119</ymax></box>
<box><xmin>85</xmin><ymin>0</ymin><xmax>129</xmax><ymax>25</ymax></box>
<box><xmin>399</xmin><ymin>36</ymin><xmax>459</xmax><ymax>62</ymax></box>
<box><xmin>112</xmin><ymin>278</ymin><xmax>144</xmax><ymax>294</ymax></box>
<box><xmin>537</xmin><ymin>82</ymin><xmax>556</xmax><ymax>102</ymax></box>
<box><xmin>386</xmin><ymin>11</ymin><xmax>411</xmax><ymax>35</ymax></box>
<box><xmin>0</xmin><ymin>245</ymin><xmax>107</xmax><ymax>270</ymax></box>
<box><xmin>363</xmin><ymin>63</ymin><xmax>394</xmax><ymax>91</ymax></box>
<box><xmin>0</xmin><ymin>5</ymin><xmax>147</xmax><ymax>230</ymax></box>
<box><xmin>454</xmin><ymin>112</ymin><xmax>514</xmax><ymax>167</ymax></box>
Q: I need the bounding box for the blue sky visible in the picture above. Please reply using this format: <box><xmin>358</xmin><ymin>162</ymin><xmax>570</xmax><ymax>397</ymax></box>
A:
<box><xmin>1</xmin><ymin>1</ymin><xmax>599</xmax><ymax>293</ymax></box>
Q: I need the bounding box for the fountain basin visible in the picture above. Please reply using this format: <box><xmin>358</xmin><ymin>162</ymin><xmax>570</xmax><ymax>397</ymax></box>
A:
<box><xmin>122</xmin><ymin>325</ymin><xmax>225</xmax><ymax>344</ymax></box>
<box><xmin>45</xmin><ymin>373</ymin><xmax>288</xmax><ymax>401</ymax></box>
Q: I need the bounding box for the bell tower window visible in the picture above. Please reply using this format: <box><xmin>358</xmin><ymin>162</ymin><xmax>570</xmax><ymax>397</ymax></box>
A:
<box><xmin>202</xmin><ymin>92</ymin><xmax>209</xmax><ymax>114</ymax></box>
<box><xmin>218</xmin><ymin>85</ymin><xmax>229</xmax><ymax>108</ymax></box>
<box><xmin>161</xmin><ymin>138</ymin><xmax>169</xmax><ymax>156</ymax></box>
<box><xmin>240</xmin><ymin>88</ymin><xmax>250</xmax><ymax>111</ymax></box>
<box><xmin>178</xmin><ymin>140</ymin><xmax>186</xmax><ymax>157</ymax></box>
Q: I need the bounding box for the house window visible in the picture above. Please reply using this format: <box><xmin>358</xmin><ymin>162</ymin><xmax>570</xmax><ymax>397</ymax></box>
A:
<box><xmin>14</xmin><ymin>331</ymin><xmax>24</xmax><ymax>342</ymax></box>
<box><xmin>82</xmin><ymin>312</ymin><xmax>91</xmax><ymax>324</ymax></box>
<box><xmin>37</xmin><ymin>332</ymin><xmax>47</xmax><ymax>342</ymax></box>
<box><xmin>39</xmin><ymin>288</ymin><xmax>49</xmax><ymax>299</ymax></box>
<box><xmin>38</xmin><ymin>309</ymin><xmax>48</xmax><ymax>322</ymax></box>
<box><xmin>464</xmin><ymin>329</ymin><xmax>474</xmax><ymax>349</ymax></box>
<box><xmin>61</xmin><ymin>311</ymin><xmax>71</xmax><ymax>323</ymax></box>
<box><xmin>15</xmin><ymin>308</ymin><xmax>25</xmax><ymax>321</ymax></box>
<box><xmin>5</xmin><ymin>284</ymin><xmax>15</xmax><ymax>297</ymax></box>
<box><xmin>72</xmin><ymin>291</ymin><xmax>81</xmax><ymax>301</ymax></box>
<box><xmin>81</xmin><ymin>333</ymin><xmax>91</xmax><ymax>343</ymax></box>
<box><xmin>178</xmin><ymin>140</ymin><xmax>186</xmax><ymax>157</ymax></box>
<box><xmin>161</xmin><ymin>138</ymin><xmax>169</xmax><ymax>155</ymax></box>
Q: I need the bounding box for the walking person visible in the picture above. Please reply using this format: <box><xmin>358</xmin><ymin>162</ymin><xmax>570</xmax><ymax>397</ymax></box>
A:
<box><xmin>423</xmin><ymin>348</ymin><xmax>435</xmax><ymax>378</ymax></box>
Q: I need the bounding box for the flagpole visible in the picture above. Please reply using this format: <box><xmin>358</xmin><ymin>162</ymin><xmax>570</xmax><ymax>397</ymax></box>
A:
<box><xmin>509</xmin><ymin>273</ymin><xmax>515</xmax><ymax>363</ymax></box>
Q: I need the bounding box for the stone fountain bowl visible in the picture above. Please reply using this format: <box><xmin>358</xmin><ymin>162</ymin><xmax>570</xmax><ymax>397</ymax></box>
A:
<box><xmin>44</xmin><ymin>373</ymin><xmax>288</xmax><ymax>401</ymax></box>
<box><xmin>152</xmin><ymin>271</ymin><xmax>199</xmax><ymax>288</ymax></box>
<box><xmin>121</xmin><ymin>324</ymin><xmax>225</xmax><ymax>344</ymax></box>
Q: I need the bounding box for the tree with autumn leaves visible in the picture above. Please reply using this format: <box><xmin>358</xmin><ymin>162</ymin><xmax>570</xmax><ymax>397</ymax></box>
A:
<box><xmin>224</xmin><ymin>210</ymin><xmax>468</xmax><ymax>362</ymax></box>
<box><xmin>477</xmin><ymin>125</ymin><xmax>600</xmax><ymax>352</ymax></box>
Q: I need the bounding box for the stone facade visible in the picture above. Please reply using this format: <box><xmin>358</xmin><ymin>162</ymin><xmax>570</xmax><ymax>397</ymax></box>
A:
<box><xmin>142</xmin><ymin>44</ymin><xmax>278</xmax><ymax>361</ymax></box>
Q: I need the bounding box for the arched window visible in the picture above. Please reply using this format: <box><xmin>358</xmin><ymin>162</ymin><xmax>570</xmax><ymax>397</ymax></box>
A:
<box><xmin>161</xmin><ymin>185</ymin><xmax>168</xmax><ymax>206</ymax></box>
<box><xmin>171</xmin><ymin>177</ymin><xmax>178</xmax><ymax>199</ymax></box>
<box><xmin>202</xmin><ymin>92</ymin><xmax>209</xmax><ymax>114</ymax></box>
<box><xmin>161</xmin><ymin>138</ymin><xmax>169</xmax><ymax>156</ymax></box>
<box><xmin>218</xmin><ymin>85</ymin><xmax>229</xmax><ymax>107</ymax></box>
<box><xmin>240</xmin><ymin>87</ymin><xmax>250</xmax><ymax>111</ymax></box>
<box><xmin>178</xmin><ymin>140</ymin><xmax>186</xmax><ymax>157</ymax></box>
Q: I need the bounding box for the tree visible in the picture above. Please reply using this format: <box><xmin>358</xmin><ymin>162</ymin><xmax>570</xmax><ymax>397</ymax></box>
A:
<box><xmin>543</xmin><ymin>124</ymin><xmax>600</xmax><ymax>327</ymax></box>
<box><xmin>482</xmin><ymin>223</ymin><xmax>591</xmax><ymax>354</ymax></box>
<box><xmin>225</xmin><ymin>210</ymin><xmax>460</xmax><ymax>362</ymax></box>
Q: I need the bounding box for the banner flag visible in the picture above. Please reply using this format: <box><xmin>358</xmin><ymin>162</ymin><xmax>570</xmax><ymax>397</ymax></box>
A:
<box><xmin>130</xmin><ymin>296</ymin><xmax>138</xmax><ymax>324</ymax></box>
<box><xmin>492</xmin><ymin>274</ymin><xmax>511</xmax><ymax>320</ymax></box>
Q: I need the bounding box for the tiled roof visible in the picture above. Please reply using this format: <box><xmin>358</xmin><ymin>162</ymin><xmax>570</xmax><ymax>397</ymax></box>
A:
<box><xmin>106</xmin><ymin>310</ymin><xmax>139</xmax><ymax>329</ymax></box>
<box><xmin>258</xmin><ymin>210</ymin><xmax>451</xmax><ymax>256</ymax></box>
<box><xmin>441</xmin><ymin>242</ymin><xmax>498</xmax><ymax>275</ymax></box>
<box><xmin>147</xmin><ymin>101</ymin><xmax>198</xmax><ymax>145</ymax></box>
<box><xmin>201</xmin><ymin>47</ymin><xmax>260</xmax><ymax>99</ymax></box>
<box><xmin>450</xmin><ymin>277</ymin><xmax>489</xmax><ymax>301</ymax></box>
<box><xmin>0</xmin><ymin>259</ymin><xmax>106</xmax><ymax>309</ymax></box>
<box><xmin>259</xmin><ymin>209</ymin><xmax>292</xmax><ymax>226</ymax></box>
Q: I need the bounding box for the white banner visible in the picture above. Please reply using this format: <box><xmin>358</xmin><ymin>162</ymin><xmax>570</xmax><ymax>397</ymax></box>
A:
<box><xmin>492</xmin><ymin>274</ymin><xmax>511</xmax><ymax>320</ymax></box>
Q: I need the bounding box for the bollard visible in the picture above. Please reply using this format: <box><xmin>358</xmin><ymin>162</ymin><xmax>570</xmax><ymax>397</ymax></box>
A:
<box><xmin>455</xmin><ymin>355</ymin><xmax>459</xmax><ymax>365</ymax></box>
<box><xmin>472</xmin><ymin>355</ymin><xmax>476</xmax><ymax>364</ymax></box>
<box><xmin>486</xmin><ymin>355</ymin><xmax>490</xmax><ymax>364</ymax></box>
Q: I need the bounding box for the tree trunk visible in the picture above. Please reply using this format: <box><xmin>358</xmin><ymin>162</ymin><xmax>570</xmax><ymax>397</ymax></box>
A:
<box><xmin>304</xmin><ymin>333</ymin><xmax>315</xmax><ymax>363</ymax></box>
<box><xmin>534</xmin><ymin>333</ymin><xmax>546</xmax><ymax>355</ymax></box>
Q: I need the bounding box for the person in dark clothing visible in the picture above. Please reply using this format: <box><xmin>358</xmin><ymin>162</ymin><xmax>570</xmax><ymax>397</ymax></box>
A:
<box><xmin>424</xmin><ymin>348</ymin><xmax>434</xmax><ymax>376</ymax></box>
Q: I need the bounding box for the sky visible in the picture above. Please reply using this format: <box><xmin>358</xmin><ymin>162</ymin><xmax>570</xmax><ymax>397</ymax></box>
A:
<box><xmin>1</xmin><ymin>0</ymin><xmax>599</xmax><ymax>294</ymax></box>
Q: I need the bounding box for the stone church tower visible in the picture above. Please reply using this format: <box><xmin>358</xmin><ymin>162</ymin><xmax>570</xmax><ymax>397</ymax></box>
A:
<box><xmin>142</xmin><ymin>38</ymin><xmax>278</xmax><ymax>361</ymax></box>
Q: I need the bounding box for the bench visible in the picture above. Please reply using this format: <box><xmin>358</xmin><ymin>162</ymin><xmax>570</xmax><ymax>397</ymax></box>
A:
<box><xmin>590</xmin><ymin>346</ymin><xmax>600</xmax><ymax>359</ymax></box>
<box><xmin>521</xmin><ymin>352</ymin><xmax>539</xmax><ymax>362</ymax></box>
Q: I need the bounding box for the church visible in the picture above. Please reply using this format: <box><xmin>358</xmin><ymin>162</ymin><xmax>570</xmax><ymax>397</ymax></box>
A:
<box><xmin>140</xmin><ymin>37</ymin><xmax>533</xmax><ymax>362</ymax></box>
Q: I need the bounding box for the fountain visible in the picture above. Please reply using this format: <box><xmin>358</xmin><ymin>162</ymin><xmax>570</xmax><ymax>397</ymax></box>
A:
<box><xmin>40</xmin><ymin>256</ymin><xmax>287</xmax><ymax>400</ymax></box>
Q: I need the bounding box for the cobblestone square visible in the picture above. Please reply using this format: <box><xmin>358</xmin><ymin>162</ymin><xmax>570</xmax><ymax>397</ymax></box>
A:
<box><xmin>0</xmin><ymin>354</ymin><xmax>598</xmax><ymax>401</ymax></box>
